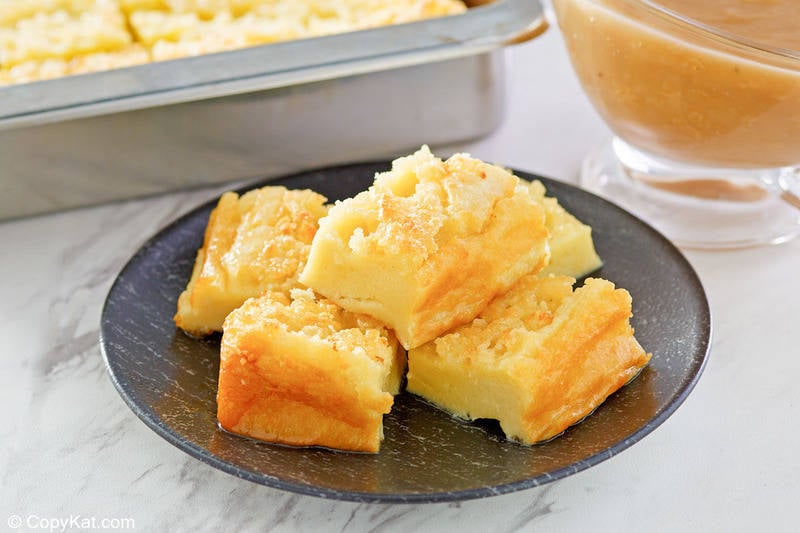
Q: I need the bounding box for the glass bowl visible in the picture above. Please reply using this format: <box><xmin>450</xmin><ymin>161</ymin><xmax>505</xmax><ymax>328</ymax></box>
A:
<box><xmin>553</xmin><ymin>0</ymin><xmax>800</xmax><ymax>248</ymax></box>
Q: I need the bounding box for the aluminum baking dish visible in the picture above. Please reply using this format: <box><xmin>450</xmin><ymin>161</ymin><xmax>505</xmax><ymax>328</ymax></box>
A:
<box><xmin>0</xmin><ymin>0</ymin><xmax>545</xmax><ymax>220</ymax></box>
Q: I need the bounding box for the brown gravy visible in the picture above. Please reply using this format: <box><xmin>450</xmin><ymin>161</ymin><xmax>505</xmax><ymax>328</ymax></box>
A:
<box><xmin>554</xmin><ymin>0</ymin><xmax>800</xmax><ymax>168</ymax></box>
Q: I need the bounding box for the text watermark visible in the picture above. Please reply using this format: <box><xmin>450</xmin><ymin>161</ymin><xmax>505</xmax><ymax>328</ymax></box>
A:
<box><xmin>7</xmin><ymin>514</ymin><xmax>135</xmax><ymax>531</ymax></box>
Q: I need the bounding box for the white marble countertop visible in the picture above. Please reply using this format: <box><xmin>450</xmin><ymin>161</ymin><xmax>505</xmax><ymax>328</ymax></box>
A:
<box><xmin>3</xmin><ymin>17</ymin><xmax>799</xmax><ymax>533</ymax></box>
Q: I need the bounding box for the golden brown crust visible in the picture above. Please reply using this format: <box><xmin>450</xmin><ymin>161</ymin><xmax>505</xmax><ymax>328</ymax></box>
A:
<box><xmin>217</xmin><ymin>289</ymin><xmax>404</xmax><ymax>453</ymax></box>
<box><xmin>406</xmin><ymin>275</ymin><xmax>651</xmax><ymax>445</ymax></box>
<box><xmin>174</xmin><ymin>186</ymin><xmax>327</xmax><ymax>336</ymax></box>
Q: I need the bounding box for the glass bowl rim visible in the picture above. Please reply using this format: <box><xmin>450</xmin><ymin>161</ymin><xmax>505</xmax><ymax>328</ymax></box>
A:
<box><xmin>587</xmin><ymin>0</ymin><xmax>800</xmax><ymax>64</ymax></box>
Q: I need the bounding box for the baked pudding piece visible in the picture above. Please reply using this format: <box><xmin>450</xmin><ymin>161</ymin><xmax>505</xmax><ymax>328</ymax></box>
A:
<box><xmin>174</xmin><ymin>185</ymin><xmax>327</xmax><ymax>336</ymax></box>
<box><xmin>217</xmin><ymin>288</ymin><xmax>405</xmax><ymax>453</ymax></box>
<box><xmin>527</xmin><ymin>180</ymin><xmax>603</xmax><ymax>279</ymax></box>
<box><xmin>299</xmin><ymin>146</ymin><xmax>551</xmax><ymax>349</ymax></box>
<box><xmin>406</xmin><ymin>274</ymin><xmax>651</xmax><ymax>444</ymax></box>
<box><xmin>0</xmin><ymin>3</ymin><xmax>133</xmax><ymax>68</ymax></box>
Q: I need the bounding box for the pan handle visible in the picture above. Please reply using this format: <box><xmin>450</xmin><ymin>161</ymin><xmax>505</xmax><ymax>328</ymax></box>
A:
<box><xmin>504</xmin><ymin>14</ymin><xmax>550</xmax><ymax>45</ymax></box>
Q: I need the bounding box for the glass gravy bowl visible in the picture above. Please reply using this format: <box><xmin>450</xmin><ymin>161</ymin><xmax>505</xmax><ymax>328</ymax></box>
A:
<box><xmin>553</xmin><ymin>0</ymin><xmax>800</xmax><ymax>248</ymax></box>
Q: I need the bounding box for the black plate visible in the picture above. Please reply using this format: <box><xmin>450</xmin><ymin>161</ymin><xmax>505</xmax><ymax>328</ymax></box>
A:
<box><xmin>100</xmin><ymin>162</ymin><xmax>711</xmax><ymax>503</ymax></box>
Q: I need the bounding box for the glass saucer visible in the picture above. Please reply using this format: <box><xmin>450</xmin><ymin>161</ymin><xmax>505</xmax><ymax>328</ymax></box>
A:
<box><xmin>580</xmin><ymin>138</ymin><xmax>800</xmax><ymax>249</ymax></box>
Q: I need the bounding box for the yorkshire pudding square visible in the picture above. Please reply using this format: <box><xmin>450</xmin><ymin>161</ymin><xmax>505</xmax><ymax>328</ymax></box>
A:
<box><xmin>174</xmin><ymin>186</ymin><xmax>327</xmax><ymax>336</ymax></box>
<box><xmin>407</xmin><ymin>274</ymin><xmax>651</xmax><ymax>445</ymax></box>
<box><xmin>217</xmin><ymin>289</ymin><xmax>405</xmax><ymax>453</ymax></box>
<box><xmin>299</xmin><ymin>146</ymin><xmax>551</xmax><ymax>349</ymax></box>
<box><xmin>527</xmin><ymin>180</ymin><xmax>603</xmax><ymax>279</ymax></box>
<box><xmin>0</xmin><ymin>4</ymin><xmax>132</xmax><ymax>67</ymax></box>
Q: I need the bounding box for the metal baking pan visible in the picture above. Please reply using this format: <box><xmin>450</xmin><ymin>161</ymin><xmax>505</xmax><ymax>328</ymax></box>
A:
<box><xmin>0</xmin><ymin>0</ymin><xmax>545</xmax><ymax>220</ymax></box>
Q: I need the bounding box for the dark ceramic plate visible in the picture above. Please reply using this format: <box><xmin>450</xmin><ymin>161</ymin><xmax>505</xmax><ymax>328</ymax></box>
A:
<box><xmin>100</xmin><ymin>162</ymin><xmax>711</xmax><ymax>503</ymax></box>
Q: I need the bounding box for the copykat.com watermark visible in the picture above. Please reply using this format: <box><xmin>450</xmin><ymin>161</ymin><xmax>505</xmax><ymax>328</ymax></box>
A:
<box><xmin>7</xmin><ymin>514</ymin><xmax>135</xmax><ymax>531</ymax></box>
